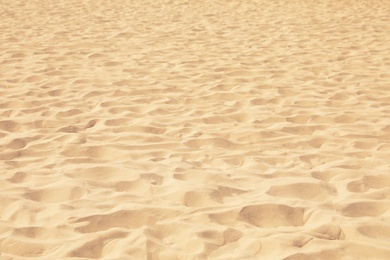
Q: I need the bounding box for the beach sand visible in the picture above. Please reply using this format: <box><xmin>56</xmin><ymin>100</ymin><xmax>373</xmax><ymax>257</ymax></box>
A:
<box><xmin>1</xmin><ymin>0</ymin><xmax>390</xmax><ymax>259</ymax></box>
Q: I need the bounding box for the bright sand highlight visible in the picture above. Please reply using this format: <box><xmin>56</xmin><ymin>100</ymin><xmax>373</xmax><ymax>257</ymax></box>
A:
<box><xmin>1</xmin><ymin>0</ymin><xmax>390</xmax><ymax>259</ymax></box>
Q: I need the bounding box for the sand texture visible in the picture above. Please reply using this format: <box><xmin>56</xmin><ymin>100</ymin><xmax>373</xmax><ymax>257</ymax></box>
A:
<box><xmin>1</xmin><ymin>0</ymin><xmax>390</xmax><ymax>259</ymax></box>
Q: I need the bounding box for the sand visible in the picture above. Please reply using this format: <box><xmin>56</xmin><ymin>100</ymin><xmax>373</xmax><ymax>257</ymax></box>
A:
<box><xmin>1</xmin><ymin>0</ymin><xmax>390</xmax><ymax>259</ymax></box>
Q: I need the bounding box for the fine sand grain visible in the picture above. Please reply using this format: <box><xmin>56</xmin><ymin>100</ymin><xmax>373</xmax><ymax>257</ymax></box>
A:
<box><xmin>1</xmin><ymin>0</ymin><xmax>390</xmax><ymax>259</ymax></box>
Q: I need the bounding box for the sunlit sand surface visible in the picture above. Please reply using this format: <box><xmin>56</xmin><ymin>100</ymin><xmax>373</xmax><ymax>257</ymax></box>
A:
<box><xmin>1</xmin><ymin>0</ymin><xmax>390</xmax><ymax>259</ymax></box>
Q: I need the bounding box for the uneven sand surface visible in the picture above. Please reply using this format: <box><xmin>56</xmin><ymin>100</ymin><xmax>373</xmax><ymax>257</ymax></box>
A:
<box><xmin>1</xmin><ymin>0</ymin><xmax>390</xmax><ymax>259</ymax></box>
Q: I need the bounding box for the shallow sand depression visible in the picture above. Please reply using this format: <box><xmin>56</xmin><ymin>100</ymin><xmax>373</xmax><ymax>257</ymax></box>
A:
<box><xmin>1</xmin><ymin>0</ymin><xmax>390</xmax><ymax>259</ymax></box>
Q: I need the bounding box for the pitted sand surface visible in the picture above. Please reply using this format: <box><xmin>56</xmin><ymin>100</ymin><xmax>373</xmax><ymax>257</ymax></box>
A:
<box><xmin>1</xmin><ymin>0</ymin><xmax>390</xmax><ymax>259</ymax></box>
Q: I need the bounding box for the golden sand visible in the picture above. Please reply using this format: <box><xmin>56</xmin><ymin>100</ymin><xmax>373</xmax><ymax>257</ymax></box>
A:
<box><xmin>1</xmin><ymin>0</ymin><xmax>390</xmax><ymax>259</ymax></box>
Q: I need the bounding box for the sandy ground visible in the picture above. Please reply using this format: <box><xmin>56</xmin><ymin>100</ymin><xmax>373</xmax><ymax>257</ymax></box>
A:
<box><xmin>1</xmin><ymin>0</ymin><xmax>390</xmax><ymax>259</ymax></box>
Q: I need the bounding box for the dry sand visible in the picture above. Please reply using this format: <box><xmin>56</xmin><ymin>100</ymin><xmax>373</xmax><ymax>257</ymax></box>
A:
<box><xmin>1</xmin><ymin>0</ymin><xmax>390</xmax><ymax>259</ymax></box>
